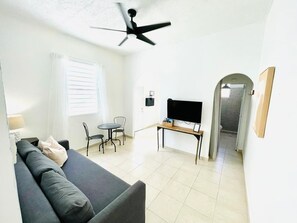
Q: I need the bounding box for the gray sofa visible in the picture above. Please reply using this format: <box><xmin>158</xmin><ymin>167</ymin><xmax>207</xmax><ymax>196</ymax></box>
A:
<box><xmin>14</xmin><ymin>140</ymin><xmax>145</xmax><ymax>223</ymax></box>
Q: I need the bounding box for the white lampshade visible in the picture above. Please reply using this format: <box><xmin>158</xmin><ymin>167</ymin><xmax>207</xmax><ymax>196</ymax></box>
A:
<box><xmin>8</xmin><ymin>114</ymin><xmax>25</xmax><ymax>131</ymax></box>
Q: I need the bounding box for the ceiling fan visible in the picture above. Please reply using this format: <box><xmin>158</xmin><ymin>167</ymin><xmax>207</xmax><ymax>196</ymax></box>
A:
<box><xmin>90</xmin><ymin>2</ymin><xmax>171</xmax><ymax>46</ymax></box>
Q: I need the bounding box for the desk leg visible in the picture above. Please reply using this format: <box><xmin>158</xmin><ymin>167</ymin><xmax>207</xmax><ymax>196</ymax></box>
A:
<box><xmin>162</xmin><ymin>128</ymin><xmax>164</xmax><ymax>148</ymax></box>
<box><xmin>195</xmin><ymin>141</ymin><xmax>199</xmax><ymax>165</ymax></box>
<box><xmin>194</xmin><ymin>135</ymin><xmax>201</xmax><ymax>165</ymax></box>
<box><xmin>198</xmin><ymin>135</ymin><xmax>203</xmax><ymax>159</ymax></box>
<box><xmin>157</xmin><ymin>127</ymin><xmax>160</xmax><ymax>151</ymax></box>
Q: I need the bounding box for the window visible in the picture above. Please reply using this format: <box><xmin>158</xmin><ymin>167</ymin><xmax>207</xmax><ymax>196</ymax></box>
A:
<box><xmin>66</xmin><ymin>59</ymin><xmax>99</xmax><ymax>116</ymax></box>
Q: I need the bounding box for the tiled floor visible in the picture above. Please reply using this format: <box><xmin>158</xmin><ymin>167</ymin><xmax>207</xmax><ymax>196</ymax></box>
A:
<box><xmin>79</xmin><ymin>127</ymin><xmax>249</xmax><ymax>223</ymax></box>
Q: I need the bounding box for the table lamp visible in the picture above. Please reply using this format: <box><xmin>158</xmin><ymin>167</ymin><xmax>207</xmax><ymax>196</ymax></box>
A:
<box><xmin>8</xmin><ymin>114</ymin><xmax>25</xmax><ymax>142</ymax></box>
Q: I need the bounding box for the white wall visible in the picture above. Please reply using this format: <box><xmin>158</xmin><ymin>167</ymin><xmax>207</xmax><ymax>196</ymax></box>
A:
<box><xmin>133</xmin><ymin>73</ymin><xmax>161</xmax><ymax>132</ymax></box>
<box><xmin>0</xmin><ymin>11</ymin><xmax>125</xmax><ymax>149</ymax></box>
<box><xmin>0</xmin><ymin>67</ymin><xmax>22</xmax><ymax>222</ymax></box>
<box><xmin>124</xmin><ymin>22</ymin><xmax>265</xmax><ymax>157</ymax></box>
<box><xmin>243</xmin><ymin>0</ymin><xmax>297</xmax><ymax>222</ymax></box>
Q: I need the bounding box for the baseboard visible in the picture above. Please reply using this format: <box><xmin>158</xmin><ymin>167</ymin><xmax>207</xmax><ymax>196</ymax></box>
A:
<box><xmin>133</xmin><ymin>123</ymin><xmax>159</xmax><ymax>137</ymax></box>
<box><xmin>200</xmin><ymin>156</ymin><xmax>209</xmax><ymax>161</ymax></box>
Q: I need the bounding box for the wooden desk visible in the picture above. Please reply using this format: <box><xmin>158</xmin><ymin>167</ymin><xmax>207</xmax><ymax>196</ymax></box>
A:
<box><xmin>157</xmin><ymin>124</ymin><xmax>203</xmax><ymax>164</ymax></box>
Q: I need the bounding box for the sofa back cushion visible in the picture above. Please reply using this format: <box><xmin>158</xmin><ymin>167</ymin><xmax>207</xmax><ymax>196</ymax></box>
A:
<box><xmin>62</xmin><ymin>149</ymin><xmax>130</xmax><ymax>213</ymax></box>
<box><xmin>16</xmin><ymin>140</ymin><xmax>42</xmax><ymax>161</ymax></box>
<box><xmin>15</xmin><ymin>155</ymin><xmax>60</xmax><ymax>223</ymax></box>
<box><xmin>41</xmin><ymin>170</ymin><xmax>95</xmax><ymax>223</ymax></box>
<box><xmin>26</xmin><ymin>151</ymin><xmax>66</xmax><ymax>183</ymax></box>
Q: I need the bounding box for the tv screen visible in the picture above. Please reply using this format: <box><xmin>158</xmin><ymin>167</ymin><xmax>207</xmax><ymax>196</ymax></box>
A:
<box><xmin>167</xmin><ymin>99</ymin><xmax>202</xmax><ymax>123</ymax></box>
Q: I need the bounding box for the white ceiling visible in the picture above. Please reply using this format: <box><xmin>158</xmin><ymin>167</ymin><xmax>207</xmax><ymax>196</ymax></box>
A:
<box><xmin>0</xmin><ymin>0</ymin><xmax>273</xmax><ymax>55</ymax></box>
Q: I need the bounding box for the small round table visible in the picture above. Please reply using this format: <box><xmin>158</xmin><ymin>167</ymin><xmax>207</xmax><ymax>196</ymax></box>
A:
<box><xmin>97</xmin><ymin>123</ymin><xmax>121</xmax><ymax>152</ymax></box>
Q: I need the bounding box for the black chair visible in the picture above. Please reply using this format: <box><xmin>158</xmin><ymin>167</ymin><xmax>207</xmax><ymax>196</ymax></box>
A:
<box><xmin>83</xmin><ymin>122</ymin><xmax>104</xmax><ymax>156</ymax></box>
<box><xmin>113</xmin><ymin>116</ymin><xmax>126</xmax><ymax>145</ymax></box>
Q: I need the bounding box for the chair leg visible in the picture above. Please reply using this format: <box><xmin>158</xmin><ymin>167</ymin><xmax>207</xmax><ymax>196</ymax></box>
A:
<box><xmin>86</xmin><ymin>140</ymin><xmax>89</xmax><ymax>156</ymax></box>
<box><xmin>123</xmin><ymin>132</ymin><xmax>125</xmax><ymax>145</ymax></box>
<box><xmin>101</xmin><ymin>138</ymin><xmax>104</xmax><ymax>154</ymax></box>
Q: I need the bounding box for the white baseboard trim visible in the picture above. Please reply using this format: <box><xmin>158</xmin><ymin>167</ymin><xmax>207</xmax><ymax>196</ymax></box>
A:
<box><xmin>200</xmin><ymin>156</ymin><xmax>209</xmax><ymax>161</ymax></box>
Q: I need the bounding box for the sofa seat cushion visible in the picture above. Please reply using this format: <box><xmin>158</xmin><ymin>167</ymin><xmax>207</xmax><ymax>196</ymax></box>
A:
<box><xmin>16</xmin><ymin>140</ymin><xmax>42</xmax><ymax>161</ymax></box>
<box><xmin>26</xmin><ymin>151</ymin><xmax>66</xmax><ymax>183</ymax></box>
<box><xmin>15</xmin><ymin>155</ymin><xmax>60</xmax><ymax>223</ymax></box>
<box><xmin>41</xmin><ymin>170</ymin><xmax>95</xmax><ymax>223</ymax></box>
<box><xmin>62</xmin><ymin>150</ymin><xmax>130</xmax><ymax>213</ymax></box>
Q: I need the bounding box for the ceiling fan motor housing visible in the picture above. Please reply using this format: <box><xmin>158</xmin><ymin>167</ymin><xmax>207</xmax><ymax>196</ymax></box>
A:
<box><xmin>128</xmin><ymin>9</ymin><xmax>137</xmax><ymax>18</ymax></box>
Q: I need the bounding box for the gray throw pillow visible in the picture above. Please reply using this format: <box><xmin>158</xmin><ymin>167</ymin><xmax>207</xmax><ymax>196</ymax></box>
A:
<box><xmin>26</xmin><ymin>151</ymin><xmax>66</xmax><ymax>183</ymax></box>
<box><xmin>16</xmin><ymin>140</ymin><xmax>42</xmax><ymax>160</ymax></box>
<box><xmin>41</xmin><ymin>170</ymin><xmax>95</xmax><ymax>223</ymax></box>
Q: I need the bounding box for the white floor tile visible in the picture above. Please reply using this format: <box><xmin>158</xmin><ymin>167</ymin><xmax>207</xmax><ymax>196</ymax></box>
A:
<box><xmin>192</xmin><ymin>178</ymin><xmax>219</xmax><ymax>199</ymax></box>
<box><xmin>156</xmin><ymin>164</ymin><xmax>179</xmax><ymax>178</ymax></box>
<box><xmin>213</xmin><ymin>201</ymin><xmax>249</xmax><ymax>223</ymax></box>
<box><xmin>162</xmin><ymin>180</ymin><xmax>191</xmax><ymax>203</ymax></box>
<box><xmin>175</xmin><ymin>205</ymin><xmax>212</xmax><ymax>223</ymax></box>
<box><xmin>146</xmin><ymin>172</ymin><xmax>171</xmax><ymax>190</ymax></box>
<box><xmin>146</xmin><ymin>184</ymin><xmax>160</xmax><ymax>207</ymax></box>
<box><xmin>85</xmin><ymin>129</ymin><xmax>249</xmax><ymax>223</ymax></box>
<box><xmin>149</xmin><ymin>193</ymin><xmax>183</xmax><ymax>223</ymax></box>
<box><xmin>185</xmin><ymin>189</ymin><xmax>216</xmax><ymax>218</ymax></box>
<box><xmin>146</xmin><ymin>210</ymin><xmax>167</xmax><ymax>223</ymax></box>
<box><xmin>197</xmin><ymin>168</ymin><xmax>221</xmax><ymax>185</ymax></box>
<box><xmin>172</xmin><ymin>169</ymin><xmax>197</xmax><ymax>187</ymax></box>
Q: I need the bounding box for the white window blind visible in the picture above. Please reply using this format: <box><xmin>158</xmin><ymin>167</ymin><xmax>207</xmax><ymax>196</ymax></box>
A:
<box><xmin>66</xmin><ymin>59</ymin><xmax>98</xmax><ymax>116</ymax></box>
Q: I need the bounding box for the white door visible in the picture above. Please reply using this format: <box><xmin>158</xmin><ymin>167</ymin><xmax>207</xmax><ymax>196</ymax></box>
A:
<box><xmin>133</xmin><ymin>86</ymin><xmax>145</xmax><ymax>132</ymax></box>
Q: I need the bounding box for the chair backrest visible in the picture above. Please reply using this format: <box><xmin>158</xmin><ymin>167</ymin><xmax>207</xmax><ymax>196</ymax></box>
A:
<box><xmin>82</xmin><ymin>122</ymin><xmax>90</xmax><ymax>138</ymax></box>
<box><xmin>114</xmin><ymin>116</ymin><xmax>126</xmax><ymax>129</ymax></box>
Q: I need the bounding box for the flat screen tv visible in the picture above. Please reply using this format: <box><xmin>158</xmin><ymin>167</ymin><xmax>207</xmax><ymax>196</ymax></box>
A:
<box><xmin>167</xmin><ymin>99</ymin><xmax>202</xmax><ymax>123</ymax></box>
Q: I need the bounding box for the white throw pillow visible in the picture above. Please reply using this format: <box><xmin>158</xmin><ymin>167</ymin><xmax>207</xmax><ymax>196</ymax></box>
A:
<box><xmin>38</xmin><ymin>140</ymin><xmax>51</xmax><ymax>151</ymax></box>
<box><xmin>38</xmin><ymin>136</ymin><xmax>68</xmax><ymax>167</ymax></box>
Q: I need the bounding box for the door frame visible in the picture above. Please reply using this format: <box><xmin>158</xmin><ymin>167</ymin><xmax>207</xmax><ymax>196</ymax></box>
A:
<box><xmin>209</xmin><ymin>73</ymin><xmax>253</xmax><ymax>160</ymax></box>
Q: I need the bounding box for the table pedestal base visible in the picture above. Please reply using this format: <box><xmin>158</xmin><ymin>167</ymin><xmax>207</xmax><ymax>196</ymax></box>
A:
<box><xmin>99</xmin><ymin>129</ymin><xmax>121</xmax><ymax>152</ymax></box>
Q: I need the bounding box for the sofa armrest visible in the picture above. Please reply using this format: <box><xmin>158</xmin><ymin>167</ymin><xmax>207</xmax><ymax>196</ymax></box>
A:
<box><xmin>58</xmin><ymin>140</ymin><xmax>69</xmax><ymax>150</ymax></box>
<box><xmin>88</xmin><ymin>181</ymin><xmax>145</xmax><ymax>223</ymax></box>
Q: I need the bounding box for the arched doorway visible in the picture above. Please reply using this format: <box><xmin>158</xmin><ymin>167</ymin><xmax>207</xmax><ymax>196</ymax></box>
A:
<box><xmin>209</xmin><ymin>73</ymin><xmax>253</xmax><ymax>160</ymax></box>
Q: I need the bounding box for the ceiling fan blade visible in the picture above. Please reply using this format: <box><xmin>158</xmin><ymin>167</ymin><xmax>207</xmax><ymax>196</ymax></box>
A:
<box><xmin>137</xmin><ymin>34</ymin><xmax>155</xmax><ymax>45</ymax></box>
<box><xmin>137</xmin><ymin>22</ymin><xmax>171</xmax><ymax>34</ymax></box>
<box><xmin>90</xmin><ymin>26</ymin><xmax>126</xmax><ymax>32</ymax></box>
<box><xmin>116</xmin><ymin>2</ymin><xmax>133</xmax><ymax>29</ymax></box>
<box><xmin>118</xmin><ymin>36</ymin><xmax>128</xmax><ymax>46</ymax></box>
